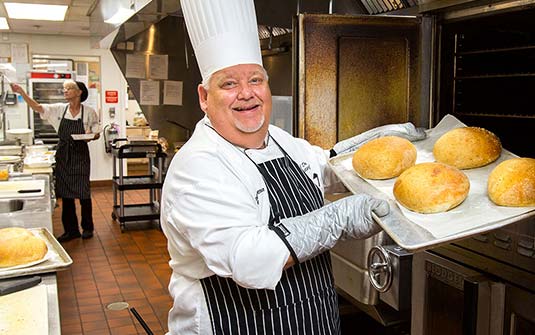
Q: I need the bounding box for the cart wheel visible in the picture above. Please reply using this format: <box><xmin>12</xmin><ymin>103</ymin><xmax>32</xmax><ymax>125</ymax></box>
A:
<box><xmin>111</xmin><ymin>212</ymin><xmax>117</xmax><ymax>220</ymax></box>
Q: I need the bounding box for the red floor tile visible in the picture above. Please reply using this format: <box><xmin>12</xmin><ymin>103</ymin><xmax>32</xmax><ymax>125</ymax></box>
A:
<box><xmin>54</xmin><ymin>187</ymin><xmax>172</xmax><ymax>334</ymax></box>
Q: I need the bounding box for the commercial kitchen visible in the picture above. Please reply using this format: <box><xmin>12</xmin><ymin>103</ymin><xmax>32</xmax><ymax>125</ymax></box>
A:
<box><xmin>0</xmin><ymin>0</ymin><xmax>534</xmax><ymax>334</ymax></box>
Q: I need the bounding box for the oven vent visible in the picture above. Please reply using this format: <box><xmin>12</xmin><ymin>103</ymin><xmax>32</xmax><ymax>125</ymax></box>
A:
<box><xmin>359</xmin><ymin>0</ymin><xmax>417</xmax><ymax>14</ymax></box>
<box><xmin>258</xmin><ymin>25</ymin><xmax>292</xmax><ymax>40</ymax></box>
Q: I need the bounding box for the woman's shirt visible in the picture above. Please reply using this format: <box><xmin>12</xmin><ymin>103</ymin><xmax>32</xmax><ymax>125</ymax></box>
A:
<box><xmin>40</xmin><ymin>103</ymin><xmax>101</xmax><ymax>133</ymax></box>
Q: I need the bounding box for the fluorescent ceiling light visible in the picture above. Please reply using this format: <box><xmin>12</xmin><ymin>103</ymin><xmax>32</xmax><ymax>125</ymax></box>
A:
<box><xmin>0</xmin><ymin>18</ymin><xmax>9</xmax><ymax>30</ymax></box>
<box><xmin>105</xmin><ymin>8</ymin><xmax>135</xmax><ymax>25</ymax></box>
<box><xmin>4</xmin><ymin>2</ymin><xmax>68</xmax><ymax>21</ymax></box>
<box><xmin>33</xmin><ymin>63</ymin><xmax>68</xmax><ymax>68</ymax></box>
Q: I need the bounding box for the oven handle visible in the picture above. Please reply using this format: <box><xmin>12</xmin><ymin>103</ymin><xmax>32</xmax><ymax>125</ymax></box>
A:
<box><xmin>463</xmin><ymin>276</ymin><xmax>480</xmax><ymax>335</ymax></box>
<box><xmin>463</xmin><ymin>275</ymin><xmax>505</xmax><ymax>335</ymax></box>
<box><xmin>367</xmin><ymin>246</ymin><xmax>393</xmax><ymax>292</ymax></box>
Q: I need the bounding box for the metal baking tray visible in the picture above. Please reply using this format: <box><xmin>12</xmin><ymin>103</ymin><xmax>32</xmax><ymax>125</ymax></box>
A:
<box><xmin>328</xmin><ymin>115</ymin><xmax>535</xmax><ymax>252</ymax></box>
<box><xmin>0</xmin><ymin>227</ymin><xmax>73</xmax><ymax>279</ymax></box>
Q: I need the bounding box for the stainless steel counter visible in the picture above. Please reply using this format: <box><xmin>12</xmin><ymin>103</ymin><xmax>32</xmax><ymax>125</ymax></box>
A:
<box><xmin>0</xmin><ymin>174</ymin><xmax>60</xmax><ymax>335</ymax></box>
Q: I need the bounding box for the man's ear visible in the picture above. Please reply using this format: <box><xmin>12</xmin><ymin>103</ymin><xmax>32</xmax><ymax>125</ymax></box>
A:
<box><xmin>198</xmin><ymin>84</ymin><xmax>208</xmax><ymax>113</ymax></box>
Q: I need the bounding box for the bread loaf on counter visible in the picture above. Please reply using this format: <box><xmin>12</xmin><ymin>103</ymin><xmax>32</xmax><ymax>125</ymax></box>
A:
<box><xmin>0</xmin><ymin>227</ymin><xmax>48</xmax><ymax>268</ymax></box>
<box><xmin>488</xmin><ymin>157</ymin><xmax>535</xmax><ymax>207</ymax></box>
<box><xmin>352</xmin><ymin>136</ymin><xmax>417</xmax><ymax>180</ymax></box>
<box><xmin>393</xmin><ymin>162</ymin><xmax>470</xmax><ymax>214</ymax></box>
<box><xmin>433</xmin><ymin>127</ymin><xmax>501</xmax><ymax>169</ymax></box>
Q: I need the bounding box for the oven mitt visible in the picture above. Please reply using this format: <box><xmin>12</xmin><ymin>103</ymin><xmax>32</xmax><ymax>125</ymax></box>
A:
<box><xmin>273</xmin><ymin>194</ymin><xmax>389</xmax><ymax>264</ymax></box>
<box><xmin>331</xmin><ymin>122</ymin><xmax>427</xmax><ymax>157</ymax></box>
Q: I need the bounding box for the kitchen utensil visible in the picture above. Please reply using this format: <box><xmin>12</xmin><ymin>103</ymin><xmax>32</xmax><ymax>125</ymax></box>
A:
<box><xmin>0</xmin><ymin>180</ymin><xmax>45</xmax><ymax>199</ymax></box>
<box><xmin>0</xmin><ymin>276</ymin><xmax>41</xmax><ymax>296</ymax></box>
<box><xmin>130</xmin><ymin>307</ymin><xmax>154</xmax><ymax>335</ymax></box>
<box><xmin>17</xmin><ymin>189</ymin><xmax>42</xmax><ymax>193</ymax></box>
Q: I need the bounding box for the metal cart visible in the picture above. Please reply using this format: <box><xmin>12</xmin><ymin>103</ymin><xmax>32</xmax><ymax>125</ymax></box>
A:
<box><xmin>111</xmin><ymin>139</ymin><xmax>166</xmax><ymax>231</ymax></box>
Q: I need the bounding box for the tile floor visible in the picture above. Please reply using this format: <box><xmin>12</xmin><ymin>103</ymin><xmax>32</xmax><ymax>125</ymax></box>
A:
<box><xmin>52</xmin><ymin>186</ymin><xmax>408</xmax><ymax>335</ymax></box>
<box><xmin>53</xmin><ymin>187</ymin><xmax>172</xmax><ymax>335</ymax></box>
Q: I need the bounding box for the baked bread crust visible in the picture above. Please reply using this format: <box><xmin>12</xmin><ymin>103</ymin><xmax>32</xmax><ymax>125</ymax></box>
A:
<box><xmin>352</xmin><ymin>136</ymin><xmax>417</xmax><ymax>180</ymax></box>
<box><xmin>433</xmin><ymin>127</ymin><xmax>502</xmax><ymax>169</ymax></box>
<box><xmin>488</xmin><ymin>157</ymin><xmax>535</xmax><ymax>207</ymax></box>
<box><xmin>0</xmin><ymin>227</ymin><xmax>48</xmax><ymax>268</ymax></box>
<box><xmin>393</xmin><ymin>162</ymin><xmax>470</xmax><ymax>213</ymax></box>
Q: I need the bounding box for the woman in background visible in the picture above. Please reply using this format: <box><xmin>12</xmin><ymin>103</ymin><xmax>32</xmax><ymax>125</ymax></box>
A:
<box><xmin>11</xmin><ymin>80</ymin><xmax>100</xmax><ymax>242</ymax></box>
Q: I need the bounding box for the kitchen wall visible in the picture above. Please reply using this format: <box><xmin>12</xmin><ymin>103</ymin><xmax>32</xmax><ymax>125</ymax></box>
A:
<box><xmin>1</xmin><ymin>32</ymin><xmax>127</xmax><ymax>181</ymax></box>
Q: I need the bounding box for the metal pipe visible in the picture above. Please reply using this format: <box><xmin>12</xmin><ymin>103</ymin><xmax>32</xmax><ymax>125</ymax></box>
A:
<box><xmin>183</xmin><ymin>22</ymin><xmax>189</xmax><ymax>69</ymax></box>
<box><xmin>329</xmin><ymin>0</ymin><xmax>334</xmax><ymax>14</ymax></box>
<box><xmin>0</xmin><ymin>74</ymin><xmax>5</xmax><ymax>141</ymax></box>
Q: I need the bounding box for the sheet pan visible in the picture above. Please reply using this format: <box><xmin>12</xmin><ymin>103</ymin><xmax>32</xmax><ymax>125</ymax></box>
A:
<box><xmin>328</xmin><ymin>114</ymin><xmax>535</xmax><ymax>252</ymax></box>
<box><xmin>0</xmin><ymin>227</ymin><xmax>73</xmax><ymax>280</ymax></box>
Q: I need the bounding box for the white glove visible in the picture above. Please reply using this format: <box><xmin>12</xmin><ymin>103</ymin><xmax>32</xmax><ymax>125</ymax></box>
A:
<box><xmin>331</xmin><ymin>122</ymin><xmax>427</xmax><ymax>157</ymax></box>
<box><xmin>272</xmin><ymin>194</ymin><xmax>389</xmax><ymax>263</ymax></box>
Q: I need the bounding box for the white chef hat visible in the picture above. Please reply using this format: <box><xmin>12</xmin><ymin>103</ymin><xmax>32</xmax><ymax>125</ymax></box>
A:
<box><xmin>181</xmin><ymin>0</ymin><xmax>263</xmax><ymax>84</ymax></box>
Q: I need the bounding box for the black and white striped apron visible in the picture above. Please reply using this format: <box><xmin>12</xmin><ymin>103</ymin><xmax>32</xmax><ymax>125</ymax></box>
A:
<box><xmin>200</xmin><ymin>135</ymin><xmax>341</xmax><ymax>335</ymax></box>
<box><xmin>54</xmin><ymin>105</ymin><xmax>91</xmax><ymax>199</ymax></box>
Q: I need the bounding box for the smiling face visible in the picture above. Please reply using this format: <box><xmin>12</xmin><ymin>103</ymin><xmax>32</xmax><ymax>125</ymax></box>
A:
<box><xmin>198</xmin><ymin>63</ymin><xmax>272</xmax><ymax>149</ymax></box>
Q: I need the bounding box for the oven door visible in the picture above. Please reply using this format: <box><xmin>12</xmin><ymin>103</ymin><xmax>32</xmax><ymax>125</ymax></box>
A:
<box><xmin>294</xmin><ymin>13</ymin><xmax>434</xmax><ymax>149</ymax></box>
<box><xmin>504</xmin><ymin>284</ymin><xmax>535</xmax><ymax>335</ymax></box>
<box><xmin>411</xmin><ymin>251</ymin><xmax>506</xmax><ymax>335</ymax></box>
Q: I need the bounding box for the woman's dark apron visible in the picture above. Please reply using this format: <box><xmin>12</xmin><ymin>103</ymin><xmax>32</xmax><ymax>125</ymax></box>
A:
<box><xmin>200</xmin><ymin>136</ymin><xmax>341</xmax><ymax>335</ymax></box>
<box><xmin>54</xmin><ymin>105</ymin><xmax>91</xmax><ymax>199</ymax></box>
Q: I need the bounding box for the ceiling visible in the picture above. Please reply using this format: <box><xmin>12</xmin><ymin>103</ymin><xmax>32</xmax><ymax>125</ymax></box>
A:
<box><xmin>0</xmin><ymin>0</ymin><xmax>95</xmax><ymax>36</ymax></box>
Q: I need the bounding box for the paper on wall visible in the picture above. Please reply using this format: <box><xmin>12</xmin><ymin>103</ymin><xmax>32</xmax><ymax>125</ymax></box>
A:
<box><xmin>163</xmin><ymin>80</ymin><xmax>183</xmax><ymax>105</ymax></box>
<box><xmin>0</xmin><ymin>44</ymin><xmax>10</xmax><ymax>58</ymax></box>
<box><xmin>140</xmin><ymin>80</ymin><xmax>160</xmax><ymax>105</ymax></box>
<box><xmin>149</xmin><ymin>54</ymin><xmax>168</xmax><ymax>80</ymax></box>
<box><xmin>85</xmin><ymin>88</ymin><xmax>99</xmax><ymax>118</ymax></box>
<box><xmin>10</xmin><ymin>44</ymin><xmax>28</xmax><ymax>64</ymax></box>
<box><xmin>14</xmin><ymin>63</ymin><xmax>30</xmax><ymax>82</ymax></box>
<box><xmin>126</xmin><ymin>54</ymin><xmax>146</xmax><ymax>78</ymax></box>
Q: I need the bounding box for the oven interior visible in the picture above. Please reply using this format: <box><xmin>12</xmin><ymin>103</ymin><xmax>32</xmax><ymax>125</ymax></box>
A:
<box><xmin>436</xmin><ymin>7</ymin><xmax>535</xmax><ymax>158</ymax></box>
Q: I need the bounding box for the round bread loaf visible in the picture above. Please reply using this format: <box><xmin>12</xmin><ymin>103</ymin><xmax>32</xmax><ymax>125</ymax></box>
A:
<box><xmin>0</xmin><ymin>227</ymin><xmax>48</xmax><ymax>268</ymax></box>
<box><xmin>352</xmin><ymin>136</ymin><xmax>417</xmax><ymax>180</ymax></box>
<box><xmin>433</xmin><ymin>127</ymin><xmax>501</xmax><ymax>169</ymax></box>
<box><xmin>487</xmin><ymin>158</ymin><xmax>535</xmax><ymax>207</ymax></box>
<box><xmin>393</xmin><ymin>162</ymin><xmax>470</xmax><ymax>213</ymax></box>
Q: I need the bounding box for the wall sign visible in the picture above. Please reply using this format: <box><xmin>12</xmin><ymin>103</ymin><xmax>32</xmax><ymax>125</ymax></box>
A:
<box><xmin>105</xmin><ymin>90</ymin><xmax>118</xmax><ymax>103</ymax></box>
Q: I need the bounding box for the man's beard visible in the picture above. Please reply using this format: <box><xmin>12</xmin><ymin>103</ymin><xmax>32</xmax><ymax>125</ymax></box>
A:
<box><xmin>235</xmin><ymin>114</ymin><xmax>265</xmax><ymax>133</ymax></box>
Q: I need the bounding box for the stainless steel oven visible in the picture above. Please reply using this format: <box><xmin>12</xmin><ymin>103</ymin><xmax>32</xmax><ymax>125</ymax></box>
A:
<box><xmin>410</xmin><ymin>4</ymin><xmax>535</xmax><ymax>334</ymax></box>
<box><xmin>411</xmin><ymin>251</ymin><xmax>505</xmax><ymax>335</ymax></box>
<box><xmin>412</xmin><ymin>242</ymin><xmax>535</xmax><ymax>335</ymax></box>
<box><xmin>294</xmin><ymin>1</ymin><xmax>535</xmax><ymax>331</ymax></box>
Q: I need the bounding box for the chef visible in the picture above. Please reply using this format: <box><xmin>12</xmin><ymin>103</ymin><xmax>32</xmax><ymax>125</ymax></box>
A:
<box><xmin>160</xmin><ymin>0</ymin><xmax>426</xmax><ymax>334</ymax></box>
<box><xmin>11</xmin><ymin>80</ymin><xmax>100</xmax><ymax>242</ymax></box>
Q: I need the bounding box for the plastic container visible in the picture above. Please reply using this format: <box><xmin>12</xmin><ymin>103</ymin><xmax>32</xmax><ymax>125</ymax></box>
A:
<box><xmin>0</xmin><ymin>164</ymin><xmax>9</xmax><ymax>181</ymax></box>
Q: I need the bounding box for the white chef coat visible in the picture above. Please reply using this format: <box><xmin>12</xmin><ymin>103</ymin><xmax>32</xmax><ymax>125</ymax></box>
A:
<box><xmin>160</xmin><ymin>117</ymin><xmax>343</xmax><ymax>335</ymax></box>
<box><xmin>41</xmin><ymin>103</ymin><xmax>101</xmax><ymax>133</ymax></box>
